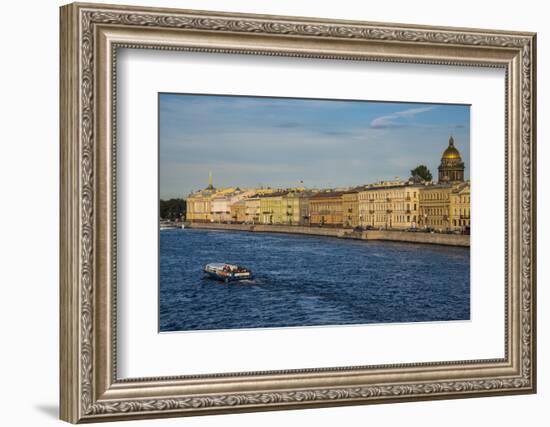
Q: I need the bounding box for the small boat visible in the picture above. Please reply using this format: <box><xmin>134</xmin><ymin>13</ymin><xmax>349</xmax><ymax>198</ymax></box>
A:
<box><xmin>203</xmin><ymin>263</ymin><xmax>253</xmax><ymax>282</ymax></box>
<box><xmin>159</xmin><ymin>222</ymin><xmax>177</xmax><ymax>230</ymax></box>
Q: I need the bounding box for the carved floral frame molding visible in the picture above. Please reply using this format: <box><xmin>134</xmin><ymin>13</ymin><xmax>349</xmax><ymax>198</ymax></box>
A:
<box><xmin>60</xmin><ymin>2</ymin><xmax>536</xmax><ymax>423</ymax></box>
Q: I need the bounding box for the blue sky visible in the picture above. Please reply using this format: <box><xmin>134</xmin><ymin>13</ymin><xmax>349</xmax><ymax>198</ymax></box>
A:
<box><xmin>159</xmin><ymin>93</ymin><xmax>470</xmax><ymax>199</ymax></box>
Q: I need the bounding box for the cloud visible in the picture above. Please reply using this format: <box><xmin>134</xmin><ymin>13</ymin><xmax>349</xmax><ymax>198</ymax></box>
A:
<box><xmin>158</xmin><ymin>96</ymin><xmax>470</xmax><ymax>197</ymax></box>
<box><xmin>275</xmin><ymin>121</ymin><xmax>302</xmax><ymax>128</ymax></box>
<box><xmin>369</xmin><ymin>106</ymin><xmax>436</xmax><ymax>129</ymax></box>
<box><xmin>321</xmin><ymin>130</ymin><xmax>356</xmax><ymax>137</ymax></box>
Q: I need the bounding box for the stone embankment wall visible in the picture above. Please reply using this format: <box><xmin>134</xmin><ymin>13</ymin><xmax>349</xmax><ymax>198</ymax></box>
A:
<box><xmin>186</xmin><ymin>223</ymin><xmax>469</xmax><ymax>247</ymax></box>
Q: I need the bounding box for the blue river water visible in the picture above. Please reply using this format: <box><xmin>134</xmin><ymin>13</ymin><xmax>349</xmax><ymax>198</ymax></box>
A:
<box><xmin>159</xmin><ymin>229</ymin><xmax>470</xmax><ymax>332</ymax></box>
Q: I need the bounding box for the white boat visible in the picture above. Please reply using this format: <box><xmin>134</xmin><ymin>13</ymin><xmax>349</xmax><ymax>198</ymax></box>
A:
<box><xmin>203</xmin><ymin>263</ymin><xmax>253</xmax><ymax>282</ymax></box>
<box><xmin>160</xmin><ymin>222</ymin><xmax>178</xmax><ymax>230</ymax></box>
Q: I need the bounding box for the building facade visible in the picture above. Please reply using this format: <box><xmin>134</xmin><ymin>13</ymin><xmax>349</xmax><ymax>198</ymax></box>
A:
<box><xmin>185</xmin><ymin>136</ymin><xmax>469</xmax><ymax>231</ymax></box>
<box><xmin>282</xmin><ymin>191</ymin><xmax>310</xmax><ymax>225</ymax></box>
<box><xmin>358</xmin><ymin>182</ymin><xmax>421</xmax><ymax>230</ymax></box>
<box><xmin>185</xmin><ymin>189</ymin><xmax>216</xmax><ymax>222</ymax></box>
<box><xmin>449</xmin><ymin>182</ymin><xmax>470</xmax><ymax>231</ymax></box>
<box><xmin>309</xmin><ymin>191</ymin><xmax>344</xmax><ymax>226</ymax></box>
<box><xmin>230</xmin><ymin>201</ymin><xmax>247</xmax><ymax>223</ymax></box>
<box><xmin>186</xmin><ymin>174</ymin><xmax>259</xmax><ymax>223</ymax></box>
<box><xmin>258</xmin><ymin>191</ymin><xmax>310</xmax><ymax>225</ymax></box>
<box><xmin>259</xmin><ymin>192</ymin><xmax>287</xmax><ymax>225</ymax></box>
<box><xmin>342</xmin><ymin>190</ymin><xmax>359</xmax><ymax>228</ymax></box>
<box><xmin>418</xmin><ymin>184</ymin><xmax>451</xmax><ymax>231</ymax></box>
<box><xmin>418</xmin><ymin>182</ymin><xmax>470</xmax><ymax>231</ymax></box>
<box><xmin>185</xmin><ymin>174</ymin><xmax>218</xmax><ymax>222</ymax></box>
<box><xmin>210</xmin><ymin>188</ymin><xmax>256</xmax><ymax>223</ymax></box>
<box><xmin>244</xmin><ymin>196</ymin><xmax>261</xmax><ymax>224</ymax></box>
<box><xmin>417</xmin><ymin>137</ymin><xmax>469</xmax><ymax>231</ymax></box>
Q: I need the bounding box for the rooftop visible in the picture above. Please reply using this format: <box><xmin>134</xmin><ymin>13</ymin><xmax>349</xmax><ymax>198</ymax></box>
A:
<box><xmin>310</xmin><ymin>191</ymin><xmax>346</xmax><ymax>199</ymax></box>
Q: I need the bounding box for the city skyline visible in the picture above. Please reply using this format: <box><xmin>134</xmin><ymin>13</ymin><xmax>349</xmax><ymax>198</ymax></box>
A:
<box><xmin>159</xmin><ymin>93</ymin><xmax>470</xmax><ymax>199</ymax></box>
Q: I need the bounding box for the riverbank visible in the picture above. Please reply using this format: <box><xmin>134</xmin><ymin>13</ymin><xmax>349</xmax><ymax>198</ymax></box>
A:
<box><xmin>185</xmin><ymin>222</ymin><xmax>470</xmax><ymax>247</ymax></box>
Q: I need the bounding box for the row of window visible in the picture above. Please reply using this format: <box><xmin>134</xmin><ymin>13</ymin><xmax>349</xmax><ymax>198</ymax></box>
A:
<box><xmin>358</xmin><ymin>191</ymin><xmax>417</xmax><ymax>201</ymax></box>
<box><xmin>310</xmin><ymin>204</ymin><xmax>342</xmax><ymax>211</ymax></box>
<box><xmin>453</xmin><ymin>208</ymin><xmax>471</xmax><ymax>216</ymax></box>
<box><xmin>358</xmin><ymin>203</ymin><xmax>417</xmax><ymax>211</ymax></box>
<box><xmin>421</xmin><ymin>192</ymin><xmax>449</xmax><ymax>201</ymax></box>
<box><xmin>361</xmin><ymin>215</ymin><xmax>417</xmax><ymax>223</ymax></box>
<box><xmin>193</xmin><ymin>200</ymin><xmax>467</xmax><ymax>217</ymax></box>
<box><xmin>421</xmin><ymin>207</ymin><xmax>448</xmax><ymax>216</ymax></box>
<box><xmin>421</xmin><ymin>193</ymin><xmax>470</xmax><ymax>203</ymax></box>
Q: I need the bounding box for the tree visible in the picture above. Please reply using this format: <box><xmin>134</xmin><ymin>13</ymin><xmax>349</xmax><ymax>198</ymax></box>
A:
<box><xmin>160</xmin><ymin>198</ymin><xmax>186</xmax><ymax>221</ymax></box>
<box><xmin>410</xmin><ymin>165</ymin><xmax>432</xmax><ymax>182</ymax></box>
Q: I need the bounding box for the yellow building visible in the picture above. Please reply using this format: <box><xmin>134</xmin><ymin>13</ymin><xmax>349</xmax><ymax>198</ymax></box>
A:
<box><xmin>229</xmin><ymin>201</ymin><xmax>247</xmax><ymax>223</ymax></box>
<box><xmin>418</xmin><ymin>185</ymin><xmax>451</xmax><ymax>231</ymax></box>
<box><xmin>185</xmin><ymin>188</ymin><xmax>216</xmax><ymax>223</ymax></box>
<box><xmin>185</xmin><ymin>173</ymin><xmax>218</xmax><ymax>222</ymax></box>
<box><xmin>342</xmin><ymin>190</ymin><xmax>359</xmax><ymax>228</ymax></box>
<box><xmin>210</xmin><ymin>188</ymin><xmax>255</xmax><ymax>223</ymax></box>
<box><xmin>186</xmin><ymin>178</ymin><xmax>286</xmax><ymax>223</ymax></box>
<box><xmin>239</xmin><ymin>189</ymin><xmax>278</xmax><ymax>224</ymax></box>
<box><xmin>284</xmin><ymin>191</ymin><xmax>310</xmax><ymax>225</ymax></box>
<box><xmin>418</xmin><ymin>182</ymin><xmax>470</xmax><ymax>232</ymax></box>
<box><xmin>258</xmin><ymin>191</ymin><xmax>311</xmax><ymax>225</ymax></box>
<box><xmin>449</xmin><ymin>182</ymin><xmax>470</xmax><ymax>232</ymax></box>
<box><xmin>417</xmin><ymin>137</ymin><xmax>470</xmax><ymax>232</ymax></box>
<box><xmin>450</xmin><ymin>183</ymin><xmax>470</xmax><ymax>231</ymax></box>
<box><xmin>358</xmin><ymin>182</ymin><xmax>422</xmax><ymax>229</ymax></box>
<box><xmin>309</xmin><ymin>191</ymin><xmax>344</xmax><ymax>226</ymax></box>
<box><xmin>244</xmin><ymin>196</ymin><xmax>261</xmax><ymax>223</ymax></box>
<box><xmin>259</xmin><ymin>192</ymin><xmax>287</xmax><ymax>225</ymax></box>
<box><xmin>186</xmin><ymin>136</ymin><xmax>470</xmax><ymax>232</ymax></box>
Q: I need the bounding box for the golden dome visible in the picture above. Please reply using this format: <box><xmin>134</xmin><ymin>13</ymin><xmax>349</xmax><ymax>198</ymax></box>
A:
<box><xmin>442</xmin><ymin>136</ymin><xmax>462</xmax><ymax>160</ymax></box>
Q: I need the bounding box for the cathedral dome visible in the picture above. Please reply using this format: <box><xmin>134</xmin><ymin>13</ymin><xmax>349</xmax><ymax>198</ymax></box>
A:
<box><xmin>442</xmin><ymin>136</ymin><xmax>462</xmax><ymax>160</ymax></box>
<box><xmin>438</xmin><ymin>136</ymin><xmax>465</xmax><ymax>183</ymax></box>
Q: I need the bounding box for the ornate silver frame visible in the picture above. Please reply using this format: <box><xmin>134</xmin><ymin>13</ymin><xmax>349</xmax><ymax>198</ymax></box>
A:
<box><xmin>60</xmin><ymin>2</ymin><xmax>536</xmax><ymax>423</ymax></box>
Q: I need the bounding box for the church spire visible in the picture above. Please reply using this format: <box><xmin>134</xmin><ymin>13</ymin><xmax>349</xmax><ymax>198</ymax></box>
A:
<box><xmin>207</xmin><ymin>171</ymin><xmax>214</xmax><ymax>189</ymax></box>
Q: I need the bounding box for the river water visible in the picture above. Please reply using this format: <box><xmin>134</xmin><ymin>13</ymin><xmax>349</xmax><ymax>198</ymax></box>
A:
<box><xmin>159</xmin><ymin>228</ymin><xmax>470</xmax><ymax>332</ymax></box>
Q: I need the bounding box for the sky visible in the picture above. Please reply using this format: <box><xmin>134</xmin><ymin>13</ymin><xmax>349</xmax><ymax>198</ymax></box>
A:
<box><xmin>159</xmin><ymin>93</ymin><xmax>470</xmax><ymax>199</ymax></box>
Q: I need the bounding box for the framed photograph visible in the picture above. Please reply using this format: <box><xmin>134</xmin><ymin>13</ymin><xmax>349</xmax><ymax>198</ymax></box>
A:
<box><xmin>60</xmin><ymin>2</ymin><xmax>537</xmax><ymax>423</ymax></box>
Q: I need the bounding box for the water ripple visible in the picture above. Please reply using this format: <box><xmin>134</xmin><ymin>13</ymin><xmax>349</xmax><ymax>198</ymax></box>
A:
<box><xmin>159</xmin><ymin>229</ymin><xmax>470</xmax><ymax>332</ymax></box>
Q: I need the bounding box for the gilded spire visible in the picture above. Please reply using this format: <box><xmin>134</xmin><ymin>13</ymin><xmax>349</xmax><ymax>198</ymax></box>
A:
<box><xmin>449</xmin><ymin>135</ymin><xmax>454</xmax><ymax>146</ymax></box>
<box><xmin>207</xmin><ymin>171</ymin><xmax>214</xmax><ymax>189</ymax></box>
